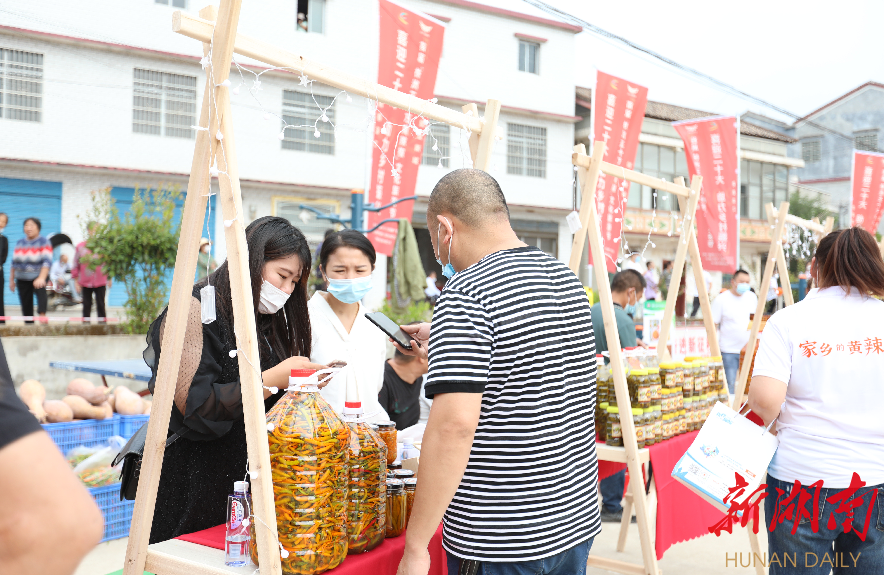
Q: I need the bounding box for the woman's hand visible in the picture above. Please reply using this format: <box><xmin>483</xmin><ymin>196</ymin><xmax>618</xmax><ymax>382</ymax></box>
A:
<box><xmin>391</xmin><ymin>322</ymin><xmax>430</xmax><ymax>361</ymax></box>
<box><xmin>33</xmin><ymin>278</ymin><xmax>46</xmax><ymax>290</ymax></box>
<box><xmin>9</xmin><ymin>279</ymin><xmax>14</xmax><ymax>293</ymax></box>
<box><xmin>262</xmin><ymin>356</ymin><xmax>327</xmax><ymax>396</ymax></box>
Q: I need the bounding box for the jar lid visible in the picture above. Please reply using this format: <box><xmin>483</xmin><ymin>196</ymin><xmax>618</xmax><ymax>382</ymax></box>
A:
<box><xmin>599</xmin><ymin>402</ymin><xmax>609</xmax><ymax>409</ymax></box>
<box><xmin>394</xmin><ymin>469</ymin><xmax>415</xmax><ymax>479</ymax></box>
<box><xmin>679</xmin><ymin>410</ymin><xmax>686</xmax><ymax>415</ymax></box>
<box><xmin>673</xmin><ymin>387</ymin><xmax>682</xmax><ymax>393</ymax></box>
<box><xmin>653</xmin><ymin>405</ymin><xmax>661</xmax><ymax>412</ymax></box>
<box><xmin>386</xmin><ymin>478</ymin><xmax>404</xmax><ymax>492</ymax></box>
<box><xmin>403</xmin><ymin>478</ymin><xmax>417</xmax><ymax>487</ymax></box>
<box><xmin>712</xmin><ymin>355</ymin><xmax>722</xmax><ymax>361</ymax></box>
<box><xmin>663</xmin><ymin>414</ymin><xmax>670</xmax><ymax>420</ymax></box>
<box><xmin>631</xmin><ymin>408</ymin><xmax>643</xmax><ymax>415</ymax></box>
<box><xmin>388</xmin><ymin>460</ymin><xmax>403</xmax><ymax>470</ymax></box>
<box><xmin>658</xmin><ymin>362</ymin><xmax>675</xmax><ymax>369</ymax></box>
<box><xmin>700</xmin><ymin>394</ymin><xmax>708</xmax><ymax>399</ymax></box>
<box><xmin>647</xmin><ymin>367</ymin><xmax>659</xmax><ymax>374</ymax></box>
<box><xmin>607</xmin><ymin>406</ymin><xmax>619</xmax><ymax>414</ymax></box>
<box><xmin>630</xmin><ymin>368</ymin><xmax>648</xmax><ymax>376</ymax></box>
<box><xmin>643</xmin><ymin>407</ymin><xmax>655</xmax><ymax>414</ymax></box>
<box><xmin>376</xmin><ymin>421</ymin><xmax>397</xmax><ymax>430</ymax></box>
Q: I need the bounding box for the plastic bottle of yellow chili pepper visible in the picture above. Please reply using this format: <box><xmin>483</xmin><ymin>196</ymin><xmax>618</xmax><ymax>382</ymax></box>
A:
<box><xmin>263</xmin><ymin>369</ymin><xmax>350</xmax><ymax>575</ymax></box>
<box><xmin>341</xmin><ymin>401</ymin><xmax>387</xmax><ymax>555</ymax></box>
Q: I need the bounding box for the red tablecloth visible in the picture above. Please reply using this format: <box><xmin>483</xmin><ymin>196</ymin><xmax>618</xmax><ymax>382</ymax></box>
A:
<box><xmin>176</xmin><ymin>523</ymin><xmax>447</xmax><ymax>575</ymax></box>
<box><xmin>649</xmin><ymin>430</ymin><xmax>725</xmax><ymax>559</ymax></box>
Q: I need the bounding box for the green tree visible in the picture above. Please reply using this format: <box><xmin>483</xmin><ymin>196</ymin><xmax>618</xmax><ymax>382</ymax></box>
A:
<box><xmin>780</xmin><ymin>190</ymin><xmax>838</xmax><ymax>301</ymax></box>
<box><xmin>788</xmin><ymin>189</ymin><xmax>838</xmax><ymax>227</ymax></box>
<box><xmin>378</xmin><ymin>298</ymin><xmax>433</xmax><ymax>325</ymax></box>
<box><xmin>80</xmin><ymin>186</ymin><xmax>182</xmax><ymax>333</ymax></box>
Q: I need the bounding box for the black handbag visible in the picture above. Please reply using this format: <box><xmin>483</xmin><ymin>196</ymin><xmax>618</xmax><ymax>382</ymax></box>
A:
<box><xmin>113</xmin><ymin>423</ymin><xmax>186</xmax><ymax>501</ymax></box>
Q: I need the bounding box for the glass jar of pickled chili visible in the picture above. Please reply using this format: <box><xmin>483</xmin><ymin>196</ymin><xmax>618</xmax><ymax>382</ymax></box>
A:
<box><xmin>659</xmin><ymin>362</ymin><xmax>676</xmax><ymax>388</ymax></box>
<box><xmin>341</xmin><ymin>401</ymin><xmax>387</xmax><ymax>555</ymax></box>
<box><xmin>376</xmin><ymin>422</ymin><xmax>398</xmax><ymax>465</ymax></box>
<box><xmin>606</xmin><ymin>406</ymin><xmax>623</xmax><ymax>447</ymax></box>
<box><xmin>596</xmin><ymin>402</ymin><xmax>609</xmax><ymax>441</ymax></box>
<box><xmin>596</xmin><ymin>354</ymin><xmax>608</xmax><ymax>405</ymax></box>
<box><xmin>653</xmin><ymin>405</ymin><xmax>662</xmax><ymax>443</ymax></box>
<box><xmin>647</xmin><ymin>368</ymin><xmax>662</xmax><ymax>405</ymax></box>
<box><xmin>673</xmin><ymin>386</ymin><xmax>684</xmax><ymax>411</ymax></box>
<box><xmin>632</xmin><ymin>408</ymin><xmax>645</xmax><ymax>448</ymax></box>
<box><xmin>385</xmin><ymin>479</ymin><xmax>406</xmax><ymax>538</ymax></box>
<box><xmin>403</xmin><ymin>478</ymin><xmax>417</xmax><ymax>527</ymax></box>
<box><xmin>642</xmin><ymin>407</ymin><xmax>656</xmax><ymax>446</ymax></box>
<box><xmin>635</xmin><ymin>369</ymin><xmax>651</xmax><ymax>409</ymax></box>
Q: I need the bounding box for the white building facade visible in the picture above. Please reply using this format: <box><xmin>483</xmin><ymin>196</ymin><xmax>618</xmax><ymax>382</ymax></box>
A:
<box><xmin>0</xmin><ymin>0</ymin><xmax>580</xmax><ymax>307</ymax></box>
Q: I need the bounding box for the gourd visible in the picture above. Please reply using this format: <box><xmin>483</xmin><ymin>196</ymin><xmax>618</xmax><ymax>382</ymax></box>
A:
<box><xmin>66</xmin><ymin>378</ymin><xmax>112</xmax><ymax>405</ymax></box>
<box><xmin>113</xmin><ymin>386</ymin><xmax>145</xmax><ymax>415</ymax></box>
<box><xmin>62</xmin><ymin>395</ymin><xmax>109</xmax><ymax>420</ymax></box>
<box><xmin>43</xmin><ymin>400</ymin><xmax>74</xmax><ymax>423</ymax></box>
<box><xmin>19</xmin><ymin>379</ymin><xmax>47</xmax><ymax>422</ymax></box>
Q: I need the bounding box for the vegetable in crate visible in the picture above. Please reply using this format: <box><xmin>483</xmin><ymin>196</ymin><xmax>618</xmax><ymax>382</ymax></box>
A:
<box><xmin>62</xmin><ymin>395</ymin><xmax>110</xmax><ymax>420</ymax></box>
<box><xmin>43</xmin><ymin>399</ymin><xmax>73</xmax><ymax>423</ymax></box>
<box><xmin>66</xmin><ymin>378</ymin><xmax>112</xmax><ymax>405</ymax></box>
<box><xmin>18</xmin><ymin>379</ymin><xmax>46</xmax><ymax>422</ymax></box>
<box><xmin>253</xmin><ymin>369</ymin><xmax>349</xmax><ymax>575</ymax></box>
<box><xmin>113</xmin><ymin>386</ymin><xmax>144</xmax><ymax>415</ymax></box>
<box><xmin>341</xmin><ymin>401</ymin><xmax>387</xmax><ymax>554</ymax></box>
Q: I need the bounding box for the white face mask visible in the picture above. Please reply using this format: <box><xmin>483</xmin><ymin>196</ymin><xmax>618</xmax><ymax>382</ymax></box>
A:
<box><xmin>258</xmin><ymin>280</ymin><xmax>291</xmax><ymax>314</ymax></box>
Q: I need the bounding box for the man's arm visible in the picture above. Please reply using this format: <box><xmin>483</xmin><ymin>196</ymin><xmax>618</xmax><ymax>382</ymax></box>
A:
<box><xmin>397</xmin><ymin>392</ymin><xmax>482</xmax><ymax>575</ymax></box>
<box><xmin>0</xmin><ymin>431</ymin><xmax>104</xmax><ymax>575</ymax></box>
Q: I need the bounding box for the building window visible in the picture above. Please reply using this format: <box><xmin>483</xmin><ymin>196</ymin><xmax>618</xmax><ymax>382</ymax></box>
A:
<box><xmin>297</xmin><ymin>0</ymin><xmax>325</xmax><ymax>33</ymax></box>
<box><xmin>518</xmin><ymin>40</ymin><xmax>539</xmax><ymax>74</ymax></box>
<box><xmin>281</xmin><ymin>90</ymin><xmax>335</xmax><ymax>155</ymax></box>
<box><xmin>855</xmin><ymin>132</ymin><xmax>878</xmax><ymax>152</ymax></box>
<box><xmin>507</xmin><ymin>123</ymin><xmax>546</xmax><ymax>178</ymax></box>
<box><xmin>132</xmin><ymin>68</ymin><xmax>197</xmax><ymax>138</ymax></box>
<box><xmin>155</xmin><ymin>0</ymin><xmax>187</xmax><ymax>8</ymax></box>
<box><xmin>421</xmin><ymin>123</ymin><xmax>450</xmax><ymax>168</ymax></box>
<box><xmin>740</xmin><ymin>159</ymin><xmax>790</xmax><ymax>220</ymax></box>
<box><xmin>0</xmin><ymin>48</ymin><xmax>43</xmax><ymax>122</ymax></box>
<box><xmin>627</xmin><ymin>143</ymin><xmax>689</xmax><ymax>212</ymax></box>
<box><xmin>801</xmin><ymin>140</ymin><xmax>821</xmax><ymax>163</ymax></box>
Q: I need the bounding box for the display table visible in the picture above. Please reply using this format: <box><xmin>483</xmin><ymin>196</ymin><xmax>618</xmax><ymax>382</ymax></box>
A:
<box><xmin>601</xmin><ymin>431</ymin><xmax>725</xmax><ymax>560</ymax></box>
<box><xmin>171</xmin><ymin>523</ymin><xmax>448</xmax><ymax>575</ymax></box>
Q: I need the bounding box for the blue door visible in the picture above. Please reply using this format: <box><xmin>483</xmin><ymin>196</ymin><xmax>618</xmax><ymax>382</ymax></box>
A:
<box><xmin>0</xmin><ymin>178</ymin><xmax>63</xmax><ymax>311</ymax></box>
<box><xmin>107</xmin><ymin>187</ymin><xmax>216</xmax><ymax>307</ymax></box>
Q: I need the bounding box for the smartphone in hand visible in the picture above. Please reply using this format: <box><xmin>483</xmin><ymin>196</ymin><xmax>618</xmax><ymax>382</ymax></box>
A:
<box><xmin>365</xmin><ymin>312</ymin><xmax>413</xmax><ymax>350</ymax></box>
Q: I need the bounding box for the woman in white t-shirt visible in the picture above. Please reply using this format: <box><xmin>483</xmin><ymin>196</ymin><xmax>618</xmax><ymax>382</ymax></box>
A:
<box><xmin>749</xmin><ymin>227</ymin><xmax>884</xmax><ymax>573</ymax></box>
<box><xmin>309</xmin><ymin>230</ymin><xmax>389</xmax><ymax>422</ymax></box>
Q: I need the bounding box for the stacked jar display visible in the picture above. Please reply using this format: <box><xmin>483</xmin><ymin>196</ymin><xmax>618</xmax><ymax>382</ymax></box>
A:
<box><xmin>341</xmin><ymin>402</ymin><xmax>387</xmax><ymax>554</ymax></box>
<box><xmin>261</xmin><ymin>369</ymin><xmax>350</xmax><ymax>575</ymax></box>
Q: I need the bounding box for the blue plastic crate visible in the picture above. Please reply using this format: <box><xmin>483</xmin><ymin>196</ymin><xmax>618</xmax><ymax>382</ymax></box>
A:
<box><xmin>90</xmin><ymin>483</ymin><xmax>134</xmax><ymax>542</ymax></box>
<box><xmin>42</xmin><ymin>415</ymin><xmax>120</xmax><ymax>455</ymax></box>
<box><xmin>119</xmin><ymin>414</ymin><xmax>150</xmax><ymax>439</ymax></box>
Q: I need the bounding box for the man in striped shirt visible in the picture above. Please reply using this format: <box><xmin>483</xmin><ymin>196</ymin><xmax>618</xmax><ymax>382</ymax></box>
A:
<box><xmin>394</xmin><ymin>170</ymin><xmax>600</xmax><ymax>575</ymax></box>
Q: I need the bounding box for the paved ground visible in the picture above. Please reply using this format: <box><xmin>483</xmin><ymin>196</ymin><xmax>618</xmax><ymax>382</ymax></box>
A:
<box><xmin>73</xmin><ymin>514</ymin><xmax>770</xmax><ymax>575</ymax></box>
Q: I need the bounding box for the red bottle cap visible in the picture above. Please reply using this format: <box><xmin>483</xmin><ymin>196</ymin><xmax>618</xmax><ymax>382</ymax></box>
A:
<box><xmin>345</xmin><ymin>402</ymin><xmax>362</xmax><ymax>408</ymax></box>
<box><xmin>290</xmin><ymin>369</ymin><xmax>316</xmax><ymax>377</ymax></box>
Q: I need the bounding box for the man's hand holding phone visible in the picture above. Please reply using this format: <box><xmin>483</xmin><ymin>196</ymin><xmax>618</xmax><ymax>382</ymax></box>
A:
<box><xmin>391</xmin><ymin>322</ymin><xmax>430</xmax><ymax>361</ymax></box>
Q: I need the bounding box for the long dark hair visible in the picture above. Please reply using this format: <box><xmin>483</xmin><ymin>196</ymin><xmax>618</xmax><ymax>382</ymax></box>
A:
<box><xmin>814</xmin><ymin>227</ymin><xmax>884</xmax><ymax>297</ymax></box>
<box><xmin>318</xmin><ymin>229</ymin><xmax>376</xmax><ymax>273</ymax></box>
<box><xmin>199</xmin><ymin>216</ymin><xmax>312</xmax><ymax>361</ymax></box>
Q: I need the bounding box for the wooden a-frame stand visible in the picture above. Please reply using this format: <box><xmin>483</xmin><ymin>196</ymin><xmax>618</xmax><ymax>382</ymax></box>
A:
<box><xmin>729</xmin><ymin>201</ymin><xmax>832</xmax><ymax>575</ymax></box>
<box><xmin>124</xmin><ymin>2</ymin><xmax>501</xmax><ymax>574</ymax></box>
<box><xmin>570</xmin><ymin>142</ymin><xmax>718</xmax><ymax>575</ymax></box>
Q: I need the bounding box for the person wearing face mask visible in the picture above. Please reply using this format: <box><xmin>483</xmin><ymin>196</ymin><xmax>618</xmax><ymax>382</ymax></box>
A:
<box><xmin>143</xmin><ymin>216</ymin><xmax>328</xmax><ymax>543</ymax></box>
<box><xmin>711</xmin><ymin>268</ymin><xmax>758</xmax><ymax>394</ymax></box>
<box><xmin>309</xmin><ymin>229</ymin><xmax>390</xmax><ymax>422</ymax></box>
<box><xmin>589</xmin><ymin>269</ymin><xmax>646</xmax><ymax>522</ymax></box>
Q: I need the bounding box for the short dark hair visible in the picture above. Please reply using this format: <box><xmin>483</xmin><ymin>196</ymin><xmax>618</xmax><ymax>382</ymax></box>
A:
<box><xmin>733</xmin><ymin>268</ymin><xmax>750</xmax><ymax>280</ymax></box>
<box><xmin>815</xmin><ymin>228</ymin><xmax>884</xmax><ymax>296</ymax></box>
<box><xmin>427</xmin><ymin>169</ymin><xmax>509</xmax><ymax>227</ymax></box>
<box><xmin>319</xmin><ymin>229</ymin><xmax>376</xmax><ymax>270</ymax></box>
<box><xmin>24</xmin><ymin>217</ymin><xmax>41</xmax><ymax>231</ymax></box>
<box><xmin>611</xmin><ymin>269</ymin><xmax>646</xmax><ymax>293</ymax></box>
<box><xmin>646</xmin><ymin>261</ymin><xmax>655</xmax><ymax>269</ymax></box>
<box><xmin>393</xmin><ymin>348</ymin><xmax>417</xmax><ymax>363</ymax></box>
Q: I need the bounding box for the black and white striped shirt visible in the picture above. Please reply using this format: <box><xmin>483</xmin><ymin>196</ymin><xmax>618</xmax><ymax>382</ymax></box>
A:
<box><xmin>425</xmin><ymin>246</ymin><xmax>599</xmax><ymax>561</ymax></box>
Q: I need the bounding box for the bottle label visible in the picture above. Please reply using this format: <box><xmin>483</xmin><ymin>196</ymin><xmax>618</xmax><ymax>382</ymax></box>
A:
<box><xmin>651</xmin><ymin>384</ymin><xmax>661</xmax><ymax>400</ymax></box>
<box><xmin>654</xmin><ymin>420</ymin><xmax>662</xmax><ymax>436</ymax></box>
<box><xmin>611</xmin><ymin>422</ymin><xmax>621</xmax><ymax>438</ymax></box>
<box><xmin>635</xmin><ymin>426</ymin><xmax>644</xmax><ymax>441</ymax></box>
<box><xmin>683</xmin><ymin>378</ymin><xmax>693</xmax><ymax>392</ymax></box>
<box><xmin>637</xmin><ymin>386</ymin><xmax>650</xmax><ymax>403</ymax></box>
<box><xmin>229</xmin><ymin>500</ymin><xmax>244</xmax><ymax>530</ymax></box>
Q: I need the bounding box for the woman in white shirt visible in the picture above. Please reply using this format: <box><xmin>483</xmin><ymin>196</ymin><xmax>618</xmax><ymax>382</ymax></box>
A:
<box><xmin>749</xmin><ymin>227</ymin><xmax>884</xmax><ymax>574</ymax></box>
<box><xmin>309</xmin><ymin>230</ymin><xmax>389</xmax><ymax>422</ymax></box>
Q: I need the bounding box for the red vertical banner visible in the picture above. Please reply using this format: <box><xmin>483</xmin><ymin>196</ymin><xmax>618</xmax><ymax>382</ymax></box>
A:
<box><xmin>673</xmin><ymin>116</ymin><xmax>739</xmax><ymax>273</ymax></box>
<box><xmin>591</xmin><ymin>71</ymin><xmax>648</xmax><ymax>272</ymax></box>
<box><xmin>851</xmin><ymin>150</ymin><xmax>884</xmax><ymax>233</ymax></box>
<box><xmin>366</xmin><ymin>0</ymin><xmax>445</xmax><ymax>256</ymax></box>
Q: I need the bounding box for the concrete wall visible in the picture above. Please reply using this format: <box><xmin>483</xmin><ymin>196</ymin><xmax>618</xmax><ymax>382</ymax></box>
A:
<box><xmin>6</xmin><ymin>335</ymin><xmax>148</xmax><ymax>400</ymax></box>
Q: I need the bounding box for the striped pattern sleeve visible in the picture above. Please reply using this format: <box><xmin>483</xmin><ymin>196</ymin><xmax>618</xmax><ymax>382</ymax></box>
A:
<box><xmin>424</xmin><ymin>289</ymin><xmax>493</xmax><ymax>396</ymax></box>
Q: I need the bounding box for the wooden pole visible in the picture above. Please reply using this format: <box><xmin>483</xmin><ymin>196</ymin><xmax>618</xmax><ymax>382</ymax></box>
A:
<box><xmin>674</xmin><ymin>176</ymin><xmax>721</xmax><ymax>357</ymax></box>
<box><xmin>576</xmin><ymin>143</ymin><xmax>660</xmax><ymax>575</ymax></box>
<box><xmin>568</xmin><ymin>144</ymin><xmax>606</xmax><ymax>274</ymax></box>
<box><xmin>732</xmin><ymin>201</ymin><xmax>789</xmax><ymax>410</ymax></box>
<box><xmin>656</xmin><ymin>177</ymin><xmax>703</xmax><ymax>363</ymax></box>
<box><xmin>123</xmin><ymin>3</ymin><xmax>242</xmax><ymax>574</ymax></box>
<box><xmin>204</xmin><ymin>17</ymin><xmax>282</xmax><ymax>575</ymax></box>
<box><xmin>173</xmin><ymin>11</ymin><xmax>484</xmax><ymax>134</ymax></box>
<box><xmin>473</xmin><ymin>99</ymin><xmax>501</xmax><ymax>171</ymax></box>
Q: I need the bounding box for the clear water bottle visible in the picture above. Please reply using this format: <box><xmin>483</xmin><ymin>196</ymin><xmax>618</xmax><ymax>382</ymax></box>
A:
<box><xmin>225</xmin><ymin>481</ymin><xmax>251</xmax><ymax>567</ymax></box>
